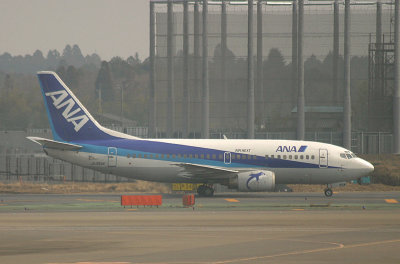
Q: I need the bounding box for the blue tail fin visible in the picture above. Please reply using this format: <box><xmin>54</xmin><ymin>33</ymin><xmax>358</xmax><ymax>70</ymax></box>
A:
<box><xmin>37</xmin><ymin>71</ymin><xmax>117</xmax><ymax>142</ymax></box>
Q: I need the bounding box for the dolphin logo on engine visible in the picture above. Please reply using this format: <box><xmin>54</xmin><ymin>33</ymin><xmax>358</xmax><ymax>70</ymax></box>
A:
<box><xmin>246</xmin><ymin>171</ymin><xmax>266</xmax><ymax>190</ymax></box>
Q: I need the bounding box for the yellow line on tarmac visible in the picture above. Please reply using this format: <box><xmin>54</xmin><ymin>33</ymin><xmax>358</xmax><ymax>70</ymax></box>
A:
<box><xmin>75</xmin><ymin>199</ymin><xmax>105</xmax><ymax>202</ymax></box>
<box><xmin>224</xmin><ymin>198</ymin><xmax>240</xmax><ymax>203</ymax></box>
<box><xmin>75</xmin><ymin>262</ymin><xmax>131</xmax><ymax>264</ymax></box>
<box><xmin>385</xmin><ymin>199</ymin><xmax>398</xmax><ymax>204</ymax></box>
<box><xmin>214</xmin><ymin>239</ymin><xmax>400</xmax><ymax>263</ymax></box>
<box><xmin>48</xmin><ymin>262</ymin><xmax>131</xmax><ymax>264</ymax></box>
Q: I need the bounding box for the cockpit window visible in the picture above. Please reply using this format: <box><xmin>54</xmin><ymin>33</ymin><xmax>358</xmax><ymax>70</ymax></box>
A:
<box><xmin>341</xmin><ymin>151</ymin><xmax>357</xmax><ymax>159</ymax></box>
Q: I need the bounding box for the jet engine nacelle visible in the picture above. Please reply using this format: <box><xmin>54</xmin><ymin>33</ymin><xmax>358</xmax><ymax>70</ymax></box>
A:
<box><xmin>230</xmin><ymin>170</ymin><xmax>275</xmax><ymax>192</ymax></box>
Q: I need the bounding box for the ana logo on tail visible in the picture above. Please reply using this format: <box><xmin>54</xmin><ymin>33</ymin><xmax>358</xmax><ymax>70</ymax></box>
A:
<box><xmin>45</xmin><ymin>90</ymin><xmax>89</xmax><ymax>132</ymax></box>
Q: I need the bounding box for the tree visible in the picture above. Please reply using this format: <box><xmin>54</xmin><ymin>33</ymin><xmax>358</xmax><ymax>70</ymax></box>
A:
<box><xmin>95</xmin><ymin>61</ymin><xmax>114</xmax><ymax>102</ymax></box>
<box><xmin>62</xmin><ymin>45</ymin><xmax>73</xmax><ymax>62</ymax></box>
<box><xmin>47</xmin><ymin>49</ymin><xmax>61</xmax><ymax>69</ymax></box>
<box><xmin>71</xmin><ymin>44</ymin><xmax>86</xmax><ymax>67</ymax></box>
<box><xmin>85</xmin><ymin>53</ymin><xmax>101</xmax><ymax>67</ymax></box>
<box><xmin>3</xmin><ymin>74</ymin><xmax>13</xmax><ymax>96</ymax></box>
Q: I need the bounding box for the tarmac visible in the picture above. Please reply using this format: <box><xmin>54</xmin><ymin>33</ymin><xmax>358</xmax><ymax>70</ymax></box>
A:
<box><xmin>0</xmin><ymin>191</ymin><xmax>399</xmax><ymax>264</ymax></box>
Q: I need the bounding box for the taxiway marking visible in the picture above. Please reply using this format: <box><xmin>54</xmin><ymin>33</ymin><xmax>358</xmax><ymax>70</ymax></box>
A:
<box><xmin>224</xmin><ymin>199</ymin><xmax>240</xmax><ymax>203</ymax></box>
<box><xmin>214</xmin><ymin>238</ymin><xmax>400</xmax><ymax>263</ymax></box>
<box><xmin>385</xmin><ymin>199</ymin><xmax>398</xmax><ymax>204</ymax></box>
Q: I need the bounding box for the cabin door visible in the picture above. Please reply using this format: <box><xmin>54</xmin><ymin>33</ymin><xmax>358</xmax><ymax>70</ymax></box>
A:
<box><xmin>319</xmin><ymin>149</ymin><xmax>328</xmax><ymax>168</ymax></box>
<box><xmin>108</xmin><ymin>147</ymin><xmax>117</xmax><ymax>167</ymax></box>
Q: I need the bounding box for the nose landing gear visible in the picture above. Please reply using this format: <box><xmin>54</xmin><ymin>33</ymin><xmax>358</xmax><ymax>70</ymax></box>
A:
<box><xmin>324</xmin><ymin>183</ymin><xmax>333</xmax><ymax>197</ymax></box>
<box><xmin>324</xmin><ymin>187</ymin><xmax>333</xmax><ymax>197</ymax></box>
<box><xmin>197</xmin><ymin>184</ymin><xmax>214</xmax><ymax>197</ymax></box>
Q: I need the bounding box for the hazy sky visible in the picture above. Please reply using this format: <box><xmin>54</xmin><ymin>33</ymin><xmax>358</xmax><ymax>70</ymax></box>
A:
<box><xmin>1</xmin><ymin>0</ymin><xmax>149</xmax><ymax>60</ymax></box>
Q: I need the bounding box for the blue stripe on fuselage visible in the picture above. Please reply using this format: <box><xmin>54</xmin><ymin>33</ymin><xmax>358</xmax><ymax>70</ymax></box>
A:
<box><xmin>73</xmin><ymin>139</ymin><xmax>334</xmax><ymax>169</ymax></box>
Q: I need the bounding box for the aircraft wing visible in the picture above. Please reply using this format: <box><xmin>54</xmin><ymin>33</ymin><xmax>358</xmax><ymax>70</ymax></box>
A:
<box><xmin>174</xmin><ymin>163</ymin><xmax>239</xmax><ymax>180</ymax></box>
<box><xmin>27</xmin><ymin>137</ymin><xmax>82</xmax><ymax>150</ymax></box>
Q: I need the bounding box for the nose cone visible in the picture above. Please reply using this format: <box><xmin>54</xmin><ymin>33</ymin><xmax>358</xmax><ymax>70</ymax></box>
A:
<box><xmin>358</xmin><ymin>158</ymin><xmax>374</xmax><ymax>175</ymax></box>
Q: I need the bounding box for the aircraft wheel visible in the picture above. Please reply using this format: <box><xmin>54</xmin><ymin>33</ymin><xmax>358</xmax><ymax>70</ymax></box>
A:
<box><xmin>197</xmin><ymin>185</ymin><xmax>214</xmax><ymax>197</ymax></box>
<box><xmin>197</xmin><ymin>185</ymin><xmax>206</xmax><ymax>196</ymax></box>
<box><xmin>324</xmin><ymin>188</ymin><xmax>333</xmax><ymax>197</ymax></box>
<box><xmin>204</xmin><ymin>187</ymin><xmax>214</xmax><ymax>197</ymax></box>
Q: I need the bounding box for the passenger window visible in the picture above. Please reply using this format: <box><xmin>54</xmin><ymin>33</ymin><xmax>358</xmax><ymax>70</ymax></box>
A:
<box><xmin>306</xmin><ymin>155</ymin><xmax>309</xmax><ymax>159</ymax></box>
<box><xmin>212</xmin><ymin>154</ymin><xmax>216</xmax><ymax>159</ymax></box>
<box><xmin>206</xmin><ymin>154</ymin><xmax>210</xmax><ymax>159</ymax></box>
<box><xmin>271</xmin><ymin>155</ymin><xmax>275</xmax><ymax>159</ymax></box>
<box><xmin>189</xmin><ymin>154</ymin><xmax>193</xmax><ymax>158</ymax></box>
<box><xmin>265</xmin><ymin>155</ymin><xmax>269</xmax><ymax>159</ymax></box>
<box><xmin>138</xmin><ymin>154</ymin><xmax>142</xmax><ymax>158</ymax></box>
<box><xmin>219</xmin><ymin>154</ymin><xmax>223</xmax><ymax>159</ymax></box>
<box><xmin>133</xmin><ymin>154</ymin><xmax>136</xmax><ymax>158</ymax></box>
<box><xmin>253</xmin><ymin>155</ymin><xmax>257</xmax><ymax>160</ymax></box>
<box><xmin>127</xmin><ymin>154</ymin><xmax>130</xmax><ymax>158</ymax></box>
<box><xmin>166</xmin><ymin>154</ymin><xmax>170</xmax><ymax>158</ymax></box>
<box><xmin>300</xmin><ymin>155</ymin><xmax>303</xmax><ymax>159</ymax></box>
<box><xmin>294</xmin><ymin>155</ymin><xmax>298</xmax><ymax>160</ymax></box>
<box><xmin>277</xmin><ymin>155</ymin><xmax>281</xmax><ymax>159</ymax></box>
<box><xmin>200</xmin><ymin>154</ymin><xmax>204</xmax><ymax>159</ymax></box>
<box><xmin>289</xmin><ymin>155</ymin><xmax>292</xmax><ymax>159</ymax></box>
<box><xmin>172</xmin><ymin>154</ymin><xmax>176</xmax><ymax>158</ymax></box>
<box><xmin>194</xmin><ymin>154</ymin><xmax>198</xmax><ymax>159</ymax></box>
<box><xmin>155</xmin><ymin>154</ymin><xmax>159</xmax><ymax>158</ymax></box>
<box><xmin>237</xmin><ymin>155</ymin><xmax>241</xmax><ymax>160</ymax></box>
<box><xmin>311</xmin><ymin>155</ymin><xmax>315</xmax><ymax>160</ymax></box>
<box><xmin>144</xmin><ymin>154</ymin><xmax>147</xmax><ymax>158</ymax></box>
<box><xmin>149</xmin><ymin>154</ymin><xmax>153</xmax><ymax>158</ymax></box>
<box><xmin>283</xmin><ymin>155</ymin><xmax>287</xmax><ymax>159</ymax></box>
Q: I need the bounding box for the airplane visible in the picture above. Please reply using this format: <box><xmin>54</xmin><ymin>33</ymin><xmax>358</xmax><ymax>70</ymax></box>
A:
<box><xmin>28</xmin><ymin>71</ymin><xmax>374</xmax><ymax>197</ymax></box>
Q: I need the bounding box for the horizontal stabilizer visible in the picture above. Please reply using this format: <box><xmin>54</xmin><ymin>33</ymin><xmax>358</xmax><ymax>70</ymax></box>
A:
<box><xmin>27</xmin><ymin>137</ymin><xmax>82</xmax><ymax>150</ymax></box>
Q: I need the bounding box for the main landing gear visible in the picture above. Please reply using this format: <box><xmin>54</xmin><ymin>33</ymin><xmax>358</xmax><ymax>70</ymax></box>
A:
<box><xmin>324</xmin><ymin>185</ymin><xmax>333</xmax><ymax>197</ymax></box>
<box><xmin>197</xmin><ymin>184</ymin><xmax>214</xmax><ymax>197</ymax></box>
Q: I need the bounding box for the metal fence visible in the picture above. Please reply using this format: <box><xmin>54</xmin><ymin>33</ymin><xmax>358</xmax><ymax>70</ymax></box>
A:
<box><xmin>151</xmin><ymin>0</ymin><xmax>393</xmax><ymax>137</ymax></box>
<box><xmin>0</xmin><ymin>154</ymin><xmax>134</xmax><ymax>183</ymax></box>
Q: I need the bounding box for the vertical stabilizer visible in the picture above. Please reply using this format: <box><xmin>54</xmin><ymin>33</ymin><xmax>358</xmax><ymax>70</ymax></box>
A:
<box><xmin>37</xmin><ymin>71</ymin><xmax>123</xmax><ymax>142</ymax></box>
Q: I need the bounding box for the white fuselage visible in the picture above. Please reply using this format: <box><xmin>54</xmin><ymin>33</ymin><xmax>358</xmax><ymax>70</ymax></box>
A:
<box><xmin>44</xmin><ymin>139</ymin><xmax>373</xmax><ymax>185</ymax></box>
